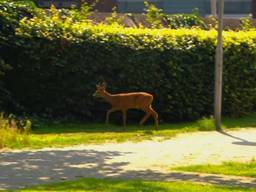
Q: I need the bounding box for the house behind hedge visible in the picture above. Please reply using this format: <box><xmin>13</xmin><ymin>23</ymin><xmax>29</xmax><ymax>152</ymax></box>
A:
<box><xmin>35</xmin><ymin>0</ymin><xmax>252</xmax><ymax>17</ymax></box>
<box><xmin>117</xmin><ymin>0</ymin><xmax>251</xmax><ymax>17</ymax></box>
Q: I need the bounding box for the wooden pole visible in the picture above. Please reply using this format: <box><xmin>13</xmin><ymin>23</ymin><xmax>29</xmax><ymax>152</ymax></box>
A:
<box><xmin>214</xmin><ymin>0</ymin><xmax>224</xmax><ymax>131</ymax></box>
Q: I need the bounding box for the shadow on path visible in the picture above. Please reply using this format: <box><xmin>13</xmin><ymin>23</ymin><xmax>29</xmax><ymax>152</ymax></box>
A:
<box><xmin>0</xmin><ymin>148</ymin><xmax>256</xmax><ymax>190</ymax></box>
<box><xmin>218</xmin><ymin>130</ymin><xmax>256</xmax><ymax>146</ymax></box>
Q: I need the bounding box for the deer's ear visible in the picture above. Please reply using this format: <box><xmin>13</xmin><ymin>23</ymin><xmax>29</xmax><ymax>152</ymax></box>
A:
<box><xmin>102</xmin><ymin>82</ymin><xmax>107</xmax><ymax>89</ymax></box>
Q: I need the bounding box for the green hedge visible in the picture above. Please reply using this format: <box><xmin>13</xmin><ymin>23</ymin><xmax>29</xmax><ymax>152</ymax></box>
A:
<box><xmin>0</xmin><ymin>0</ymin><xmax>37</xmax><ymax>110</ymax></box>
<box><xmin>2</xmin><ymin>3</ymin><xmax>256</xmax><ymax>122</ymax></box>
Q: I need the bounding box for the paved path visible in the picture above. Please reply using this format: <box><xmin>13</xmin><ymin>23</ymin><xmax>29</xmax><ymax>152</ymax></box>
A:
<box><xmin>0</xmin><ymin>129</ymin><xmax>256</xmax><ymax>190</ymax></box>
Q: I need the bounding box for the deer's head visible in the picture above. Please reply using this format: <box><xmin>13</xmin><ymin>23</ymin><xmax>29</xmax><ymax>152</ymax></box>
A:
<box><xmin>93</xmin><ymin>82</ymin><xmax>107</xmax><ymax>98</ymax></box>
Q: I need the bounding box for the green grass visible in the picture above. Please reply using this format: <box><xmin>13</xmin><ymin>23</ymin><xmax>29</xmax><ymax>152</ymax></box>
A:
<box><xmin>222</xmin><ymin>113</ymin><xmax>256</xmax><ymax>128</ymax></box>
<box><xmin>14</xmin><ymin>122</ymin><xmax>198</xmax><ymax>149</ymax></box>
<box><xmin>0</xmin><ymin>113</ymin><xmax>31</xmax><ymax>149</ymax></box>
<box><xmin>1</xmin><ymin>113</ymin><xmax>256</xmax><ymax>149</ymax></box>
<box><xmin>10</xmin><ymin>178</ymin><xmax>255</xmax><ymax>192</ymax></box>
<box><xmin>173</xmin><ymin>160</ymin><xmax>256</xmax><ymax>177</ymax></box>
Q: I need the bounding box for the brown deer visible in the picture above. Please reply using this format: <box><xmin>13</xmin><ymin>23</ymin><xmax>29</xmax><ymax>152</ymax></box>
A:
<box><xmin>93</xmin><ymin>82</ymin><xmax>158</xmax><ymax>129</ymax></box>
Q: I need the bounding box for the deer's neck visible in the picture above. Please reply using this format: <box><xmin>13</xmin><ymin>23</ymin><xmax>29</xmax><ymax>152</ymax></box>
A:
<box><xmin>102</xmin><ymin>91</ymin><xmax>114</xmax><ymax>104</ymax></box>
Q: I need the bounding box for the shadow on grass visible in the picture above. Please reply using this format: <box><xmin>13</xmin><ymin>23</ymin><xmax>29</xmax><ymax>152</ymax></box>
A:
<box><xmin>31</xmin><ymin>122</ymin><xmax>196</xmax><ymax>134</ymax></box>
<box><xmin>31</xmin><ymin>113</ymin><xmax>256</xmax><ymax>135</ymax></box>
<box><xmin>1</xmin><ymin>148</ymin><xmax>256</xmax><ymax>191</ymax></box>
<box><xmin>222</xmin><ymin>113</ymin><xmax>256</xmax><ymax>128</ymax></box>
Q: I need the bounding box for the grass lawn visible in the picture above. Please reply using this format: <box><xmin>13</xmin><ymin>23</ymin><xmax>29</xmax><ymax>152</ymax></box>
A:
<box><xmin>173</xmin><ymin>160</ymin><xmax>256</xmax><ymax>178</ymax></box>
<box><xmin>10</xmin><ymin>178</ymin><xmax>255</xmax><ymax>192</ymax></box>
<box><xmin>3</xmin><ymin>123</ymin><xmax>198</xmax><ymax>149</ymax></box>
<box><xmin>1</xmin><ymin>113</ymin><xmax>256</xmax><ymax>149</ymax></box>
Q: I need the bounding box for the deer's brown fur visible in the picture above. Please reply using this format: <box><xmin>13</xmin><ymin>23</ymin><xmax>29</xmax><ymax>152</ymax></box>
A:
<box><xmin>93</xmin><ymin>82</ymin><xmax>158</xmax><ymax>129</ymax></box>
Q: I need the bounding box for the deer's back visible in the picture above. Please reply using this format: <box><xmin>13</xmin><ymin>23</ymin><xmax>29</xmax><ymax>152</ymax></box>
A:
<box><xmin>110</xmin><ymin>92</ymin><xmax>153</xmax><ymax>109</ymax></box>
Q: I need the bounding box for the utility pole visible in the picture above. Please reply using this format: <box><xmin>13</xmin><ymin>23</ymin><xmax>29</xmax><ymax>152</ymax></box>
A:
<box><xmin>211</xmin><ymin>0</ymin><xmax>217</xmax><ymax>17</ymax></box>
<box><xmin>214</xmin><ymin>0</ymin><xmax>224</xmax><ymax>131</ymax></box>
<box><xmin>252</xmin><ymin>0</ymin><xmax>256</xmax><ymax>18</ymax></box>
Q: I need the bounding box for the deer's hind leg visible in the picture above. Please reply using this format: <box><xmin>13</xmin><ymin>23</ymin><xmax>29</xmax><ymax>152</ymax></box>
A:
<box><xmin>139</xmin><ymin>105</ymin><xmax>153</xmax><ymax>126</ymax></box>
<box><xmin>150</xmin><ymin>106</ymin><xmax>158</xmax><ymax>129</ymax></box>
<box><xmin>140</xmin><ymin>106</ymin><xmax>158</xmax><ymax>129</ymax></box>
<box><xmin>139</xmin><ymin>111</ymin><xmax>151</xmax><ymax>126</ymax></box>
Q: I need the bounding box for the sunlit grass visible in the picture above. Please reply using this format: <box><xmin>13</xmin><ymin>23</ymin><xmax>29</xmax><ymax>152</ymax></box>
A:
<box><xmin>1</xmin><ymin>113</ymin><xmax>256</xmax><ymax>149</ymax></box>
<box><xmin>0</xmin><ymin>113</ymin><xmax>31</xmax><ymax>149</ymax></box>
<box><xmin>13</xmin><ymin>178</ymin><xmax>255</xmax><ymax>192</ymax></box>
<box><xmin>17</xmin><ymin>123</ymin><xmax>196</xmax><ymax>149</ymax></box>
<box><xmin>173</xmin><ymin>160</ymin><xmax>256</xmax><ymax>178</ymax></box>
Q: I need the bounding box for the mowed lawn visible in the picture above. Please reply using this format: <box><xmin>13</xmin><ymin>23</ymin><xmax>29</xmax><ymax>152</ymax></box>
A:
<box><xmin>9</xmin><ymin>178</ymin><xmax>255</xmax><ymax>192</ymax></box>
<box><xmin>173</xmin><ymin>160</ymin><xmax>256</xmax><ymax>178</ymax></box>
<box><xmin>2</xmin><ymin>113</ymin><xmax>256</xmax><ymax>149</ymax></box>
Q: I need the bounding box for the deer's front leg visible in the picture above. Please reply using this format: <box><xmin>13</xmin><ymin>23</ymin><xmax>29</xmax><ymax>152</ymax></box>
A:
<box><xmin>106</xmin><ymin>108</ymin><xmax>117</xmax><ymax>124</ymax></box>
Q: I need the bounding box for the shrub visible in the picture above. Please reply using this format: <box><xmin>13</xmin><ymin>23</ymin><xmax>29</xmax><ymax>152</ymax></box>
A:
<box><xmin>164</xmin><ymin>13</ymin><xmax>207</xmax><ymax>29</ymax></box>
<box><xmin>144</xmin><ymin>0</ymin><xmax>165</xmax><ymax>28</ymax></box>
<box><xmin>0</xmin><ymin>0</ymin><xmax>36</xmax><ymax>36</ymax></box>
<box><xmin>240</xmin><ymin>15</ymin><xmax>254</xmax><ymax>31</ymax></box>
<box><xmin>68</xmin><ymin>2</ymin><xmax>92</xmax><ymax>23</ymax></box>
<box><xmin>196</xmin><ymin>117</ymin><xmax>215</xmax><ymax>131</ymax></box>
<box><xmin>0</xmin><ymin>113</ymin><xmax>32</xmax><ymax>149</ymax></box>
<box><xmin>105</xmin><ymin>7</ymin><xmax>125</xmax><ymax>26</ymax></box>
<box><xmin>144</xmin><ymin>1</ymin><xmax>207</xmax><ymax>29</ymax></box>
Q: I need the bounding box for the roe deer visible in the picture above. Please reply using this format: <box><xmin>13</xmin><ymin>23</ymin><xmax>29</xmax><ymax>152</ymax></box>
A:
<box><xmin>93</xmin><ymin>82</ymin><xmax>158</xmax><ymax>129</ymax></box>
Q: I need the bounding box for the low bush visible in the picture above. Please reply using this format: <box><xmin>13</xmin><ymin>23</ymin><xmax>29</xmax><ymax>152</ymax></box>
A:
<box><xmin>164</xmin><ymin>13</ymin><xmax>207</xmax><ymax>29</ymax></box>
<box><xmin>0</xmin><ymin>113</ymin><xmax>32</xmax><ymax>149</ymax></box>
<box><xmin>196</xmin><ymin>117</ymin><xmax>215</xmax><ymax>131</ymax></box>
<box><xmin>144</xmin><ymin>1</ymin><xmax>207</xmax><ymax>29</ymax></box>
